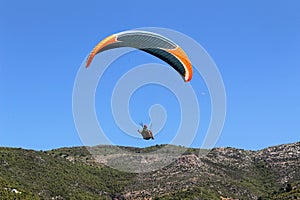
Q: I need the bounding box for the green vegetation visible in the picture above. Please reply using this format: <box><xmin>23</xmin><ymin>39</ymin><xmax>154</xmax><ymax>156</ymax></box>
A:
<box><xmin>268</xmin><ymin>181</ymin><xmax>300</xmax><ymax>200</ymax></box>
<box><xmin>0</xmin><ymin>147</ymin><xmax>133</xmax><ymax>199</ymax></box>
<box><xmin>0</xmin><ymin>142</ymin><xmax>299</xmax><ymax>199</ymax></box>
<box><xmin>156</xmin><ymin>187</ymin><xmax>220</xmax><ymax>200</ymax></box>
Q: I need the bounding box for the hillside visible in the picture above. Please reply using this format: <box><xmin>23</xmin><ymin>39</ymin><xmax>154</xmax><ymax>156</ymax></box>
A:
<box><xmin>0</xmin><ymin>142</ymin><xmax>299</xmax><ymax>199</ymax></box>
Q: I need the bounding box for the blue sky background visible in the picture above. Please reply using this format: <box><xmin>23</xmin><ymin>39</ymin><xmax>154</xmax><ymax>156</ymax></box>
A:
<box><xmin>0</xmin><ymin>1</ymin><xmax>299</xmax><ymax>150</ymax></box>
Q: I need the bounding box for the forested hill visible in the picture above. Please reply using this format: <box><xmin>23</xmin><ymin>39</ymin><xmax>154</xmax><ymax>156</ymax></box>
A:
<box><xmin>1</xmin><ymin>142</ymin><xmax>299</xmax><ymax>199</ymax></box>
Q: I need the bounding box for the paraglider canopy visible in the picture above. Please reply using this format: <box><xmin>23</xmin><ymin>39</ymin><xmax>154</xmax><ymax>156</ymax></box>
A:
<box><xmin>86</xmin><ymin>30</ymin><xmax>193</xmax><ymax>82</ymax></box>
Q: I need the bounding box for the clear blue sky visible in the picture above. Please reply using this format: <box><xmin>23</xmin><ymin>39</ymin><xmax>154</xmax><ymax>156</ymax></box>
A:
<box><xmin>0</xmin><ymin>1</ymin><xmax>299</xmax><ymax>150</ymax></box>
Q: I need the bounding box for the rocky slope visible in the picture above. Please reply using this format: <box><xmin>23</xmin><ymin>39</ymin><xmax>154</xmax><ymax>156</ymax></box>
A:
<box><xmin>120</xmin><ymin>142</ymin><xmax>299</xmax><ymax>199</ymax></box>
<box><xmin>0</xmin><ymin>142</ymin><xmax>299</xmax><ymax>199</ymax></box>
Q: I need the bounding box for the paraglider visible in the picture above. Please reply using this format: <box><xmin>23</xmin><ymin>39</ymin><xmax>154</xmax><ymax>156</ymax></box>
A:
<box><xmin>85</xmin><ymin>30</ymin><xmax>193</xmax><ymax>82</ymax></box>
<box><xmin>138</xmin><ymin>123</ymin><xmax>154</xmax><ymax>140</ymax></box>
<box><xmin>85</xmin><ymin>30</ymin><xmax>193</xmax><ymax>140</ymax></box>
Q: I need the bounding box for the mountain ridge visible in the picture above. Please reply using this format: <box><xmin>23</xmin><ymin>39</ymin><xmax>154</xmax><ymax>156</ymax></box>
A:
<box><xmin>1</xmin><ymin>142</ymin><xmax>299</xmax><ymax>199</ymax></box>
